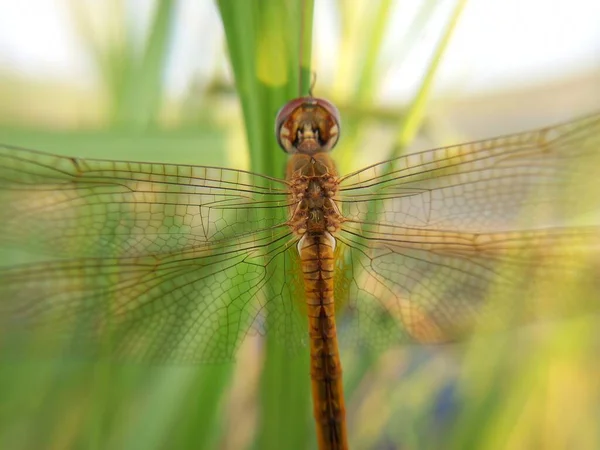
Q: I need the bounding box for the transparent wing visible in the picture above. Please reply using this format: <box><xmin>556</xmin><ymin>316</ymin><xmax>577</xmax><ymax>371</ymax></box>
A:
<box><xmin>0</xmin><ymin>145</ymin><xmax>290</xmax><ymax>257</ymax></box>
<box><xmin>0</xmin><ymin>145</ymin><xmax>308</xmax><ymax>362</ymax></box>
<box><xmin>2</xmin><ymin>112</ymin><xmax>599</xmax><ymax>362</ymax></box>
<box><xmin>335</xmin><ymin>226</ymin><xmax>600</xmax><ymax>348</ymax></box>
<box><xmin>0</xmin><ymin>229</ymin><xmax>308</xmax><ymax>362</ymax></box>
<box><xmin>338</xmin><ymin>112</ymin><xmax>600</xmax><ymax>231</ymax></box>
<box><xmin>334</xmin><ymin>112</ymin><xmax>600</xmax><ymax>347</ymax></box>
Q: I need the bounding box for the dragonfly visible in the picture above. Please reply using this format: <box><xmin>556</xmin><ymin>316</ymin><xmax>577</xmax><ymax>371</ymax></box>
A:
<box><xmin>0</xmin><ymin>96</ymin><xmax>599</xmax><ymax>449</ymax></box>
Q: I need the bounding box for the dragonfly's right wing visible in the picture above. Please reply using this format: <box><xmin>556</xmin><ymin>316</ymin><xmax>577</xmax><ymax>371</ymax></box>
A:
<box><xmin>337</xmin><ymin>112</ymin><xmax>600</xmax><ymax>232</ymax></box>
<box><xmin>333</xmin><ymin>225</ymin><xmax>600</xmax><ymax>348</ymax></box>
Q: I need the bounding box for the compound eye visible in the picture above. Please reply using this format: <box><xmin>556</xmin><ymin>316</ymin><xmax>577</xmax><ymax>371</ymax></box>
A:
<box><xmin>275</xmin><ymin>97</ymin><xmax>341</xmax><ymax>154</ymax></box>
<box><xmin>275</xmin><ymin>98</ymin><xmax>307</xmax><ymax>153</ymax></box>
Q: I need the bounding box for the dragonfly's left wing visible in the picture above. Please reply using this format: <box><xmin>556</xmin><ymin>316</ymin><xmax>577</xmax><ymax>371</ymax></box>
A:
<box><xmin>0</xmin><ymin>145</ymin><xmax>291</xmax><ymax>257</ymax></box>
<box><xmin>0</xmin><ymin>146</ymin><xmax>310</xmax><ymax>363</ymax></box>
<box><xmin>0</xmin><ymin>226</ymin><xmax>309</xmax><ymax>363</ymax></box>
<box><xmin>333</xmin><ymin>112</ymin><xmax>600</xmax><ymax>347</ymax></box>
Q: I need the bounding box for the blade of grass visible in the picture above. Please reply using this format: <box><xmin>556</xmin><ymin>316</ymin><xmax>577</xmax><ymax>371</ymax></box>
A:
<box><xmin>217</xmin><ymin>2</ymin><xmax>314</xmax><ymax>449</ymax></box>
<box><xmin>167</xmin><ymin>365</ymin><xmax>234</xmax><ymax>450</ymax></box>
<box><xmin>393</xmin><ymin>0</ymin><xmax>468</xmax><ymax>156</ymax></box>
<box><xmin>352</xmin><ymin>0</ymin><xmax>393</xmax><ymax>105</ymax></box>
<box><xmin>120</xmin><ymin>0</ymin><xmax>176</xmax><ymax>128</ymax></box>
<box><xmin>335</xmin><ymin>0</ymin><xmax>396</xmax><ymax>174</ymax></box>
<box><xmin>335</xmin><ymin>3</ymin><xmax>465</xmax><ymax>427</ymax></box>
<box><xmin>69</xmin><ymin>0</ymin><xmax>176</xmax><ymax>128</ymax></box>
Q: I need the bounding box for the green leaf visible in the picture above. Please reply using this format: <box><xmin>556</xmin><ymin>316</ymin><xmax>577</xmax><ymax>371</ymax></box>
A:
<box><xmin>217</xmin><ymin>1</ymin><xmax>314</xmax><ymax>449</ymax></box>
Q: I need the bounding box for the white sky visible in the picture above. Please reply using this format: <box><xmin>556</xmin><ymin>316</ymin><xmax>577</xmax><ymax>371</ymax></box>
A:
<box><xmin>0</xmin><ymin>0</ymin><xmax>598</xmax><ymax>102</ymax></box>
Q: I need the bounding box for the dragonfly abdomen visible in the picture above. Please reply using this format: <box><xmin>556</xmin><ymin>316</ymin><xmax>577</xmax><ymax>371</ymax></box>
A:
<box><xmin>299</xmin><ymin>232</ymin><xmax>348</xmax><ymax>450</ymax></box>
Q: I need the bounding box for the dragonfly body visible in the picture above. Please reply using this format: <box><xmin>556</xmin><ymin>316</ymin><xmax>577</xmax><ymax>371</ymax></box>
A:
<box><xmin>281</xmin><ymin>99</ymin><xmax>348</xmax><ymax>449</ymax></box>
<box><xmin>299</xmin><ymin>230</ymin><xmax>347</xmax><ymax>450</ymax></box>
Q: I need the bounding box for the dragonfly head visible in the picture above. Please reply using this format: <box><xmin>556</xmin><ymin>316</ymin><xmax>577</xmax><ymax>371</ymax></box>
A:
<box><xmin>275</xmin><ymin>97</ymin><xmax>340</xmax><ymax>155</ymax></box>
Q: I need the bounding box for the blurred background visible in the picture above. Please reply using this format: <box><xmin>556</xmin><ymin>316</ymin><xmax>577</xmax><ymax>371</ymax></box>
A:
<box><xmin>0</xmin><ymin>1</ymin><xmax>599</xmax><ymax>449</ymax></box>
<box><xmin>1</xmin><ymin>0</ymin><xmax>598</xmax><ymax>156</ymax></box>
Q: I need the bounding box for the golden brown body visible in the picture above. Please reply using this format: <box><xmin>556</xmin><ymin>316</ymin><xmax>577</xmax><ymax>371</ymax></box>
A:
<box><xmin>302</xmin><ymin>232</ymin><xmax>347</xmax><ymax>450</ymax></box>
<box><xmin>288</xmin><ymin>152</ymin><xmax>348</xmax><ymax>450</ymax></box>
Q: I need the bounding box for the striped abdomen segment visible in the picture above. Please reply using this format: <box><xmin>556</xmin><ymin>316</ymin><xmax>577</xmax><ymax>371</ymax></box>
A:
<box><xmin>299</xmin><ymin>232</ymin><xmax>348</xmax><ymax>450</ymax></box>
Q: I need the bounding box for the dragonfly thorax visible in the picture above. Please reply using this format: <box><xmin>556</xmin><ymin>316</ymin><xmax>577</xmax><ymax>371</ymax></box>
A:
<box><xmin>287</xmin><ymin>153</ymin><xmax>343</xmax><ymax>237</ymax></box>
